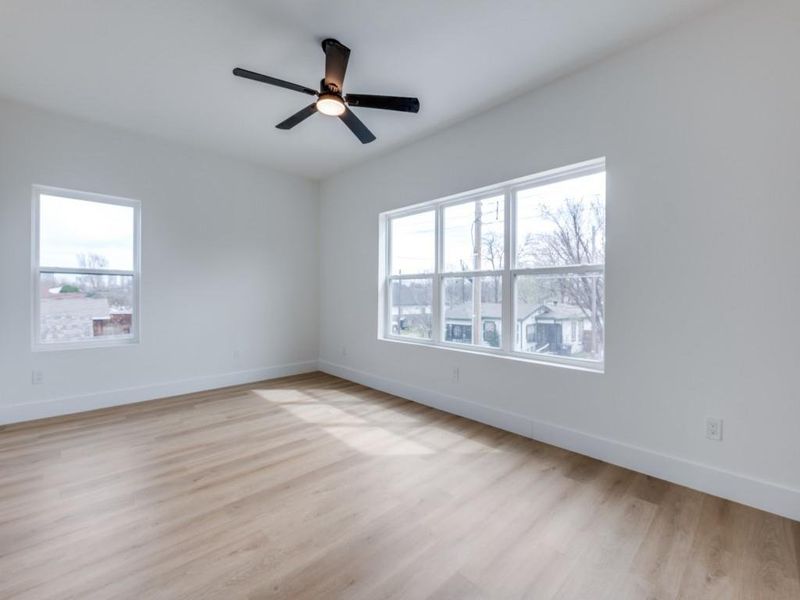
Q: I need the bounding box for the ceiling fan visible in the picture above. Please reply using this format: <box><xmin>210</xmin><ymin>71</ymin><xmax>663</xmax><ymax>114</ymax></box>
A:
<box><xmin>233</xmin><ymin>38</ymin><xmax>420</xmax><ymax>144</ymax></box>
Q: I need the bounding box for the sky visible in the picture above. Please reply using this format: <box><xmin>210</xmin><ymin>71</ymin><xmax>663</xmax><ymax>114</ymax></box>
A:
<box><xmin>39</xmin><ymin>194</ymin><xmax>134</xmax><ymax>270</ymax></box>
<box><xmin>516</xmin><ymin>171</ymin><xmax>606</xmax><ymax>267</ymax></box>
<box><xmin>390</xmin><ymin>171</ymin><xmax>606</xmax><ymax>275</ymax></box>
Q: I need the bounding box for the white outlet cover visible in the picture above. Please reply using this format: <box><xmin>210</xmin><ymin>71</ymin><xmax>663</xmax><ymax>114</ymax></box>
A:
<box><xmin>705</xmin><ymin>417</ymin><xmax>723</xmax><ymax>441</ymax></box>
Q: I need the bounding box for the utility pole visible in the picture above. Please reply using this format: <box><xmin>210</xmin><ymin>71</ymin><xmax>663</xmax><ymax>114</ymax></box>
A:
<box><xmin>473</xmin><ymin>200</ymin><xmax>482</xmax><ymax>345</ymax></box>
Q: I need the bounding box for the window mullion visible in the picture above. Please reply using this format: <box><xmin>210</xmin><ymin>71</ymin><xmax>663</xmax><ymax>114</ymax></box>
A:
<box><xmin>440</xmin><ymin>269</ymin><xmax>504</xmax><ymax>278</ymax></box>
<box><xmin>381</xmin><ymin>216</ymin><xmax>390</xmax><ymax>338</ymax></box>
<box><xmin>38</xmin><ymin>266</ymin><xmax>136</xmax><ymax>277</ymax></box>
<box><xmin>501</xmin><ymin>188</ymin><xmax>514</xmax><ymax>353</ymax></box>
<box><xmin>383</xmin><ymin>276</ymin><xmax>390</xmax><ymax>339</ymax></box>
<box><xmin>432</xmin><ymin>206</ymin><xmax>443</xmax><ymax>343</ymax></box>
<box><xmin>472</xmin><ymin>200</ymin><xmax>482</xmax><ymax>345</ymax></box>
<box><xmin>388</xmin><ymin>273</ymin><xmax>433</xmax><ymax>281</ymax></box>
<box><xmin>513</xmin><ymin>264</ymin><xmax>603</xmax><ymax>277</ymax></box>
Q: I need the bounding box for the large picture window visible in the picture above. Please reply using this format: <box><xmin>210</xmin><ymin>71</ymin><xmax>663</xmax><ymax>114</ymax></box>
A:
<box><xmin>33</xmin><ymin>186</ymin><xmax>140</xmax><ymax>350</ymax></box>
<box><xmin>380</xmin><ymin>159</ymin><xmax>605</xmax><ymax>370</ymax></box>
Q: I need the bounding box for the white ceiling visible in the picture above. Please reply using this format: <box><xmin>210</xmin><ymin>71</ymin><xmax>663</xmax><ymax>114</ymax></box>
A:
<box><xmin>0</xmin><ymin>0</ymin><xmax>725</xmax><ymax>179</ymax></box>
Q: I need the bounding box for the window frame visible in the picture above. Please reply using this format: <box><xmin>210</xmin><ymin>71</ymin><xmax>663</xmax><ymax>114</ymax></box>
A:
<box><xmin>31</xmin><ymin>185</ymin><xmax>142</xmax><ymax>351</ymax></box>
<box><xmin>379</xmin><ymin>158</ymin><xmax>605</xmax><ymax>372</ymax></box>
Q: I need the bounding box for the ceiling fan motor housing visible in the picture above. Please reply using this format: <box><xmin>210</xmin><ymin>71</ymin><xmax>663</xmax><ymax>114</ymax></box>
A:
<box><xmin>320</xmin><ymin>79</ymin><xmax>341</xmax><ymax>96</ymax></box>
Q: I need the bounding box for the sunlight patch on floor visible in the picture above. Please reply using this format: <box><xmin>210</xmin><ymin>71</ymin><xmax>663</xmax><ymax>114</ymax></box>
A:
<box><xmin>282</xmin><ymin>402</ymin><xmax>366</xmax><ymax>426</ymax></box>
<box><xmin>252</xmin><ymin>387</ymin><xmax>500</xmax><ymax>455</ymax></box>
<box><xmin>323</xmin><ymin>425</ymin><xmax>435</xmax><ymax>456</ymax></box>
<box><xmin>410</xmin><ymin>428</ymin><xmax>500</xmax><ymax>454</ymax></box>
<box><xmin>252</xmin><ymin>389</ymin><xmax>312</xmax><ymax>403</ymax></box>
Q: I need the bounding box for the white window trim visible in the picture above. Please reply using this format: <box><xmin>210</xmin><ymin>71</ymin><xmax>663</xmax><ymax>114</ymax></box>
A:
<box><xmin>379</xmin><ymin>158</ymin><xmax>605</xmax><ymax>373</ymax></box>
<box><xmin>31</xmin><ymin>185</ymin><xmax>142</xmax><ymax>352</ymax></box>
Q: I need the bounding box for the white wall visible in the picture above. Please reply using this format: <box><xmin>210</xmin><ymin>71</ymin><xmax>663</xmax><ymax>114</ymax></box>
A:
<box><xmin>319</xmin><ymin>0</ymin><xmax>800</xmax><ymax>520</ymax></box>
<box><xmin>0</xmin><ymin>98</ymin><xmax>319</xmax><ymax>423</ymax></box>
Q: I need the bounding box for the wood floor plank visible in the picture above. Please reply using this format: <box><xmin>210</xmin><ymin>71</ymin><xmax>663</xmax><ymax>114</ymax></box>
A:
<box><xmin>0</xmin><ymin>372</ymin><xmax>797</xmax><ymax>599</ymax></box>
<box><xmin>676</xmin><ymin>496</ymin><xmax>756</xmax><ymax>599</ymax></box>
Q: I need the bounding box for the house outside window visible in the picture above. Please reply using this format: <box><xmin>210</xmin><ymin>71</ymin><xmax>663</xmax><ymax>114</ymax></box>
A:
<box><xmin>446</xmin><ymin>324</ymin><xmax>472</xmax><ymax>343</ymax></box>
<box><xmin>483</xmin><ymin>320</ymin><xmax>499</xmax><ymax>347</ymax></box>
<box><xmin>33</xmin><ymin>186</ymin><xmax>141</xmax><ymax>350</ymax></box>
<box><xmin>380</xmin><ymin>159</ymin><xmax>605</xmax><ymax>370</ymax></box>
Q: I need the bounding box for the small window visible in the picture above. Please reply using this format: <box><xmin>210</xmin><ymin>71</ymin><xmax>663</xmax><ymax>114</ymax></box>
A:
<box><xmin>381</xmin><ymin>158</ymin><xmax>605</xmax><ymax>370</ymax></box>
<box><xmin>33</xmin><ymin>187</ymin><xmax>140</xmax><ymax>350</ymax></box>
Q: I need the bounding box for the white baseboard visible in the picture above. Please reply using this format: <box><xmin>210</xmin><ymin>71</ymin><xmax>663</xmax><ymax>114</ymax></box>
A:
<box><xmin>0</xmin><ymin>361</ymin><xmax>318</xmax><ymax>426</ymax></box>
<box><xmin>5</xmin><ymin>358</ymin><xmax>797</xmax><ymax>522</ymax></box>
<box><xmin>318</xmin><ymin>360</ymin><xmax>800</xmax><ymax>522</ymax></box>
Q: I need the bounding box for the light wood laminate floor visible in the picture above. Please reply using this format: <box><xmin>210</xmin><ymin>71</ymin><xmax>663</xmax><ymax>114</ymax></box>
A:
<box><xmin>1</xmin><ymin>372</ymin><xmax>798</xmax><ymax>599</ymax></box>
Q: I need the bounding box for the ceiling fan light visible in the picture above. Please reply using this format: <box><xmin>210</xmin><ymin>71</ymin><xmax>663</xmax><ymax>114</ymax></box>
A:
<box><xmin>316</xmin><ymin>95</ymin><xmax>346</xmax><ymax>116</ymax></box>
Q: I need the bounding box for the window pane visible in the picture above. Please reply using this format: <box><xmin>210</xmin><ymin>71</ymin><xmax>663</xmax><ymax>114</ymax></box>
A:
<box><xmin>515</xmin><ymin>273</ymin><xmax>604</xmax><ymax>361</ymax></box>
<box><xmin>390</xmin><ymin>211</ymin><xmax>435</xmax><ymax>275</ymax></box>
<box><xmin>479</xmin><ymin>275</ymin><xmax>502</xmax><ymax>348</ymax></box>
<box><xmin>39</xmin><ymin>272</ymin><xmax>134</xmax><ymax>344</ymax></box>
<box><xmin>40</xmin><ymin>194</ymin><xmax>135</xmax><ymax>270</ymax></box>
<box><xmin>442</xmin><ymin>275</ymin><xmax>502</xmax><ymax>347</ymax></box>
<box><xmin>443</xmin><ymin>276</ymin><xmax>473</xmax><ymax>344</ymax></box>
<box><xmin>515</xmin><ymin>172</ymin><xmax>605</xmax><ymax>268</ymax></box>
<box><xmin>388</xmin><ymin>278</ymin><xmax>432</xmax><ymax>339</ymax></box>
<box><xmin>443</xmin><ymin>196</ymin><xmax>504</xmax><ymax>272</ymax></box>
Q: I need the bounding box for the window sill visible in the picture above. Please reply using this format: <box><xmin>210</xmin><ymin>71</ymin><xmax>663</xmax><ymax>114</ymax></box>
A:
<box><xmin>33</xmin><ymin>336</ymin><xmax>140</xmax><ymax>353</ymax></box>
<box><xmin>379</xmin><ymin>335</ymin><xmax>604</xmax><ymax>374</ymax></box>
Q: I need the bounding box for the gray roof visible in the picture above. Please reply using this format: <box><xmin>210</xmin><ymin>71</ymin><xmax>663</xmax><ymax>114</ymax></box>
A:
<box><xmin>444</xmin><ymin>301</ymin><xmax>586</xmax><ymax>322</ymax></box>
<box><xmin>40</xmin><ymin>296</ymin><xmax>110</xmax><ymax>342</ymax></box>
<box><xmin>533</xmin><ymin>302</ymin><xmax>587</xmax><ymax>321</ymax></box>
<box><xmin>445</xmin><ymin>302</ymin><xmax>504</xmax><ymax>320</ymax></box>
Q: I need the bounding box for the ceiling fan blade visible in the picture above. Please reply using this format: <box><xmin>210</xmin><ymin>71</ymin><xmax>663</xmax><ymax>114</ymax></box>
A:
<box><xmin>339</xmin><ymin>107</ymin><xmax>376</xmax><ymax>144</ymax></box>
<box><xmin>346</xmin><ymin>94</ymin><xmax>420</xmax><ymax>113</ymax></box>
<box><xmin>276</xmin><ymin>103</ymin><xmax>318</xmax><ymax>130</ymax></box>
<box><xmin>233</xmin><ymin>68</ymin><xmax>317</xmax><ymax>96</ymax></box>
<box><xmin>322</xmin><ymin>38</ymin><xmax>350</xmax><ymax>91</ymax></box>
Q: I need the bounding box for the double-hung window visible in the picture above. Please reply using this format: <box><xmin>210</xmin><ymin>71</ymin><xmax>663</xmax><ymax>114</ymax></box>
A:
<box><xmin>441</xmin><ymin>194</ymin><xmax>506</xmax><ymax>349</ymax></box>
<box><xmin>381</xmin><ymin>158</ymin><xmax>605</xmax><ymax>370</ymax></box>
<box><xmin>385</xmin><ymin>210</ymin><xmax>436</xmax><ymax>339</ymax></box>
<box><xmin>33</xmin><ymin>186</ymin><xmax>140</xmax><ymax>350</ymax></box>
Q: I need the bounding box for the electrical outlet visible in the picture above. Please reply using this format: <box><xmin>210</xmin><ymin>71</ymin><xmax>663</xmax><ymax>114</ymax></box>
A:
<box><xmin>341</xmin><ymin>345</ymin><xmax>347</xmax><ymax>357</ymax></box>
<box><xmin>31</xmin><ymin>370</ymin><xmax>44</xmax><ymax>385</ymax></box>
<box><xmin>452</xmin><ymin>367</ymin><xmax>460</xmax><ymax>383</ymax></box>
<box><xmin>705</xmin><ymin>417</ymin><xmax>723</xmax><ymax>441</ymax></box>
